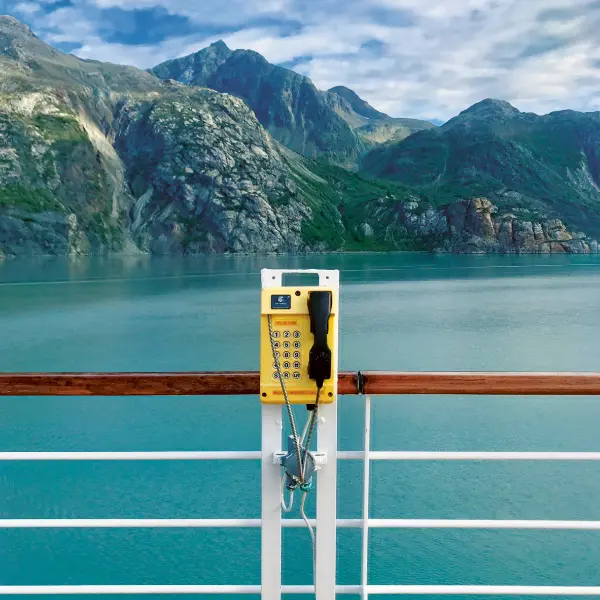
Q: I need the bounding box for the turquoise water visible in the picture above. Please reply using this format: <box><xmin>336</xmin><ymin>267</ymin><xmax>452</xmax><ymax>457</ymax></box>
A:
<box><xmin>3</xmin><ymin>253</ymin><xmax>600</xmax><ymax>598</ymax></box>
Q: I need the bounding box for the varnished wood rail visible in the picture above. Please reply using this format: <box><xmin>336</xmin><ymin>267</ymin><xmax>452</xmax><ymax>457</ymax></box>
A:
<box><xmin>1</xmin><ymin>371</ymin><xmax>600</xmax><ymax>396</ymax></box>
<box><xmin>0</xmin><ymin>371</ymin><xmax>357</xmax><ymax>396</ymax></box>
<box><xmin>360</xmin><ymin>372</ymin><xmax>600</xmax><ymax>396</ymax></box>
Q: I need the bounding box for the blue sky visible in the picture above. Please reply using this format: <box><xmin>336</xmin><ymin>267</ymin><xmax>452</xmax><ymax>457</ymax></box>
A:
<box><xmin>1</xmin><ymin>0</ymin><xmax>600</xmax><ymax>122</ymax></box>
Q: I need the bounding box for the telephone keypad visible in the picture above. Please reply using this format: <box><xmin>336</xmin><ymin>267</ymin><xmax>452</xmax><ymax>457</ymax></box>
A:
<box><xmin>270</xmin><ymin>324</ymin><xmax>306</xmax><ymax>383</ymax></box>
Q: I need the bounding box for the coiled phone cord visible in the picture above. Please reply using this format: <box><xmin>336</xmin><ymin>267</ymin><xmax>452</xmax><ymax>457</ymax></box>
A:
<box><xmin>268</xmin><ymin>314</ymin><xmax>320</xmax><ymax>585</ymax></box>
<box><xmin>281</xmin><ymin>412</ymin><xmax>312</xmax><ymax>513</ymax></box>
<box><xmin>300</xmin><ymin>387</ymin><xmax>320</xmax><ymax>584</ymax></box>
<box><xmin>302</xmin><ymin>387</ymin><xmax>320</xmax><ymax>479</ymax></box>
<box><xmin>267</xmin><ymin>315</ymin><xmax>303</xmax><ymax>482</ymax></box>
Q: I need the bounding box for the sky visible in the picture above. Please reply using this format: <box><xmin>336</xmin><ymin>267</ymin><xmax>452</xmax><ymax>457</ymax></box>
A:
<box><xmin>1</xmin><ymin>0</ymin><xmax>600</xmax><ymax>122</ymax></box>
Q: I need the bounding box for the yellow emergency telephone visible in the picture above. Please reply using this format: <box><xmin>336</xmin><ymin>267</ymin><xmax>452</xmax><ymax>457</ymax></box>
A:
<box><xmin>260</xmin><ymin>269</ymin><xmax>339</xmax><ymax>405</ymax></box>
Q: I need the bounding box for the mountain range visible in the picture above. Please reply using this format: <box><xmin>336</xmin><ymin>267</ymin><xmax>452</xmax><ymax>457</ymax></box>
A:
<box><xmin>0</xmin><ymin>15</ymin><xmax>599</xmax><ymax>257</ymax></box>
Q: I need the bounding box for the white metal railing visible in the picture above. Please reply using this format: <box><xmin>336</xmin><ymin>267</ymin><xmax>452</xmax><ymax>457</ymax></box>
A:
<box><xmin>4</xmin><ymin>395</ymin><xmax>600</xmax><ymax>597</ymax></box>
<box><xmin>5</xmin><ymin>585</ymin><xmax>600</xmax><ymax>596</ymax></box>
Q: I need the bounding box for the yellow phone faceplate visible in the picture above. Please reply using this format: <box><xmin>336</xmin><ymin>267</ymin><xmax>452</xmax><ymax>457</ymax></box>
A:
<box><xmin>260</xmin><ymin>286</ymin><xmax>339</xmax><ymax>404</ymax></box>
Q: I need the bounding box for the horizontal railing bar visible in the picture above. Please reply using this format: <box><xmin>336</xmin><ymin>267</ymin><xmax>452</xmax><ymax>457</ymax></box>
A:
<box><xmin>4</xmin><ymin>519</ymin><xmax>600</xmax><ymax>530</ymax></box>
<box><xmin>0</xmin><ymin>586</ymin><xmax>266</xmax><ymax>595</ymax></box>
<box><xmin>0</xmin><ymin>372</ymin><xmax>358</xmax><ymax>396</ymax></box>
<box><xmin>3</xmin><ymin>371</ymin><xmax>600</xmax><ymax>396</ymax></box>
<box><xmin>361</xmin><ymin>371</ymin><xmax>600</xmax><ymax>396</ymax></box>
<box><xmin>0</xmin><ymin>519</ymin><xmax>320</xmax><ymax>528</ymax></box>
<box><xmin>0</xmin><ymin>372</ymin><xmax>357</xmax><ymax>397</ymax></box>
<box><xmin>0</xmin><ymin>586</ymin><xmax>361</xmax><ymax>595</ymax></box>
<box><xmin>366</xmin><ymin>586</ymin><xmax>600</xmax><ymax>595</ymax></box>
<box><xmin>0</xmin><ymin>451</ymin><xmax>261</xmax><ymax>460</ymax></box>
<box><xmin>366</xmin><ymin>519</ymin><xmax>600</xmax><ymax>529</ymax></box>
<box><xmin>4</xmin><ymin>451</ymin><xmax>600</xmax><ymax>461</ymax></box>
<box><xmin>339</xmin><ymin>451</ymin><xmax>600</xmax><ymax>460</ymax></box>
<box><xmin>3</xmin><ymin>586</ymin><xmax>600</xmax><ymax>596</ymax></box>
<box><xmin>0</xmin><ymin>519</ymin><xmax>263</xmax><ymax>528</ymax></box>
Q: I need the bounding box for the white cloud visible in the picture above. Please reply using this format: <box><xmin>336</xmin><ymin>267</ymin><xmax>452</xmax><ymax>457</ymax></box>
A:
<box><xmin>281</xmin><ymin>0</ymin><xmax>600</xmax><ymax>120</ymax></box>
<box><xmin>72</xmin><ymin>33</ymin><xmax>220</xmax><ymax>67</ymax></box>
<box><xmin>91</xmin><ymin>0</ymin><xmax>291</xmax><ymax>25</ymax></box>
<box><xmin>223</xmin><ymin>23</ymin><xmax>381</xmax><ymax>65</ymax></box>
<box><xmin>13</xmin><ymin>2</ymin><xmax>40</xmax><ymax>15</ymax></box>
<box><xmin>10</xmin><ymin>0</ymin><xmax>600</xmax><ymax>121</ymax></box>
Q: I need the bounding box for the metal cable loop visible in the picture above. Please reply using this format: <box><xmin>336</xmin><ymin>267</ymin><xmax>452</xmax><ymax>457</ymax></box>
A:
<box><xmin>268</xmin><ymin>315</ymin><xmax>303</xmax><ymax>481</ymax></box>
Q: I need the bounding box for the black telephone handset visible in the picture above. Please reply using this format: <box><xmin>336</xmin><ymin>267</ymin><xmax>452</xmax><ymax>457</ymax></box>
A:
<box><xmin>308</xmin><ymin>291</ymin><xmax>333</xmax><ymax>390</ymax></box>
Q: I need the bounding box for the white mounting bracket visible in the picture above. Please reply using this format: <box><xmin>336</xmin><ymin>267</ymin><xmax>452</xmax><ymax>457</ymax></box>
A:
<box><xmin>273</xmin><ymin>451</ymin><xmax>328</xmax><ymax>469</ymax></box>
<box><xmin>261</xmin><ymin>268</ymin><xmax>340</xmax><ymax>289</ymax></box>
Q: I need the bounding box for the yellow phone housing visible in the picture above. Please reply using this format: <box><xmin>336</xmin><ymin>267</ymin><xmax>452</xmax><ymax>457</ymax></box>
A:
<box><xmin>260</xmin><ymin>270</ymin><xmax>339</xmax><ymax>405</ymax></box>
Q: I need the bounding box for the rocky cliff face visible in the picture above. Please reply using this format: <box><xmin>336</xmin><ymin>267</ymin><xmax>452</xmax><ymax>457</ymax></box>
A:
<box><xmin>150</xmin><ymin>43</ymin><xmax>435</xmax><ymax>166</ymax></box>
<box><xmin>327</xmin><ymin>86</ymin><xmax>436</xmax><ymax>144</ymax></box>
<box><xmin>0</xmin><ymin>90</ymin><xmax>134</xmax><ymax>256</ymax></box>
<box><xmin>1</xmin><ymin>17</ymin><xmax>599</xmax><ymax>258</ymax></box>
<box><xmin>0</xmin><ymin>16</ymin><xmax>160</xmax><ymax>255</ymax></box>
<box><xmin>0</xmin><ymin>17</ymin><xmax>412</xmax><ymax>256</ymax></box>
<box><xmin>150</xmin><ymin>42</ymin><xmax>369</xmax><ymax>168</ymax></box>
<box><xmin>113</xmin><ymin>87</ymin><xmax>312</xmax><ymax>254</ymax></box>
<box><xmin>362</xmin><ymin>196</ymin><xmax>599</xmax><ymax>254</ymax></box>
<box><xmin>362</xmin><ymin>98</ymin><xmax>600</xmax><ymax>239</ymax></box>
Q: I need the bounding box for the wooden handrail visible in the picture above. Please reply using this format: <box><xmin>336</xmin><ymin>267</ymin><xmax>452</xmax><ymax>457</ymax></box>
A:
<box><xmin>0</xmin><ymin>372</ymin><xmax>358</xmax><ymax>396</ymax></box>
<box><xmin>2</xmin><ymin>371</ymin><xmax>600</xmax><ymax>396</ymax></box>
<box><xmin>360</xmin><ymin>372</ymin><xmax>600</xmax><ymax>396</ymax></box>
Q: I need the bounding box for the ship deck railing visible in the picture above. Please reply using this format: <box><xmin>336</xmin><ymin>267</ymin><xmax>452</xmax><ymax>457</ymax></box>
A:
<box><xmin>2</xmin><ymin>370</ymin><xmax>600</xmax><ymax>598</ymax></box>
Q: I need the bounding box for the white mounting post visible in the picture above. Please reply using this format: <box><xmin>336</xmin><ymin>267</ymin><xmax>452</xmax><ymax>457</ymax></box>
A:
<box><xmin>261</xmin><ymin>269</ymin><xmax>339</xmax><ymax>600</ymax></box>
<box><xmin>315</xmin><ymin>394</ymin><xmax>338</xmax><ymax>600</ymax></box>
<box><xmin>261</xmin><ymin>403</ymin><xmax>283</xmax><ymax>600</ymax></box>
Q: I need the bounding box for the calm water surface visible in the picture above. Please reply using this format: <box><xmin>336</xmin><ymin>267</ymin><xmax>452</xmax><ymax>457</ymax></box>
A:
<box><xmin>2</xmin><ymin>253</ymin><xmax>600</xmax><ymax>599</ymax></box>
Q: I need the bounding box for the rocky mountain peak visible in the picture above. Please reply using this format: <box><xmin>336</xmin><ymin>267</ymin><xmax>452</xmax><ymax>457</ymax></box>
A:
<box><xmin>0</xmin><ymin>15</ymin><xmax>33</xmax><ymax>34</ymax></box>
<box><xmin>439</xmin><ymin>98</ymin><xmax>523</xmax><ymax>132</ymax></box>
<box><xmin>209</xmin><ymin>39</ymin><xmax>230</xmax><ymax>52</ymax></box>
<box><xmin>460</xmin><ymin>98</ymin><xmax>521</xmax><ymax>119</ymax></box>
<box><xmin>0</xmin><ymin>14</ymin><xmax>63</xmax><ymax>63</ymax></box>
<box><xmin>150</xmin><ymin>38</ymin><xmax>232</xmax><ymax>86</ymax></box>
<box><xmin>328</xmin><ymin>85</ymin><xmax>389</xmax><ymax>121</ymax></box>
<box><xmin>200</xmin><ymin>39</ymin><xmax>232</xmax><ymax>62</ymax></box>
